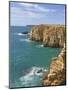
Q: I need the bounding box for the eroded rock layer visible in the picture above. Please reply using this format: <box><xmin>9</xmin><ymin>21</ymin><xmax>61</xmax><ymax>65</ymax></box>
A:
<box><xmin>30</xmin><ymin>24</ymin><xmax>66</xmax><ymax>86</ymax></box>
<box><xmin>43</xmin><ymin>46</ymin><xmax>66</xmax><ymax>86</ymax></box>
<box><xmin>30</xmin><ymin>25</ymin><xmax>65</xmax><ymax>47</ymax></box>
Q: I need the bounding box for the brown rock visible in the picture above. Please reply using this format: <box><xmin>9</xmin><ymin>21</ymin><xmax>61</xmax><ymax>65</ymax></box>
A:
<box><xmin>42</xmin><ymin>47</ymin><xmax>66</xmax><ymax>86</ymax></box>
<box><xmin>30</xmin><ymin>24</ymin><xmax>65</xmax><ymax>48</ymax></box>
<box><xmin>30</xmin><ymin>24</ymin><xmax>66</xmax><ymax>86</ymax></box>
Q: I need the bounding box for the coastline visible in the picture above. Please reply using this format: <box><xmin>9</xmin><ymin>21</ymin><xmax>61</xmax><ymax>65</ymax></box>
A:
<box><xmin>42</xmin><ymin>46</ymin><xmax>66</xmax><ymax>86</ymax></box>
<box><xmin>30</xmin><ymin>24</ymin><xmax>66</xmax><ymax>86</ymax></box>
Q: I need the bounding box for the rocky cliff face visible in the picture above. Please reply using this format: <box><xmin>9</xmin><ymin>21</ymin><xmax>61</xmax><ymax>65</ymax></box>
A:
<box><xmin>30</xmin><ymin>24</ymin><xmax>66</xmax><ymax>86</ymax></box>
<box><xmin>30</xmin><ymin>25</ymin><xmax>65</xmax><ymax>47</ymax></box>
<box><xmin>43</xmin><ymin>46</ymin><xmax>66</xmax><ymax>86</ymax></box>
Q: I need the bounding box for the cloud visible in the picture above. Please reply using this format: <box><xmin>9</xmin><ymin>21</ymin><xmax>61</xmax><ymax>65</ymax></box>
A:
<box><xmin>10</xmin><ymin>2</ymin><xmax>57</xmax><ymax>26</ymax></box>
<box><xmin>20</xmin><ymin>3</ymin><xmax>56</xmax><ymax>13</ymax></box>
<box><xmin>35</xmin><ymin>6</ymin><xmax>56</xmax><ymax>13</ymax></box>
<box><xmin>11</xmin><ymin>2</ymin><xmax>56</xmax><ymax>13</ymax></box>
<box><xmin>19</xmin><ymin>3</ymin><xmax>38</xmax><ymax>8</ymax></box>
<box><xmin>10</xmin><ymin>3</ymin><xmax>46</xmax><ymax>19</ymax></box>
<box><xmin>27</xmin><ymin>12</ymin><xmax>45</xmax><ymax>18</ymax></box>
<box><xmin>11</xmin><ymin>7</ymin><xmax>44</xmax><ymax>19</ymax></box>
<box><xmin>10</xmin><ymin>2</ymin><xmax>65</xmax><ymax>26</ymax></box>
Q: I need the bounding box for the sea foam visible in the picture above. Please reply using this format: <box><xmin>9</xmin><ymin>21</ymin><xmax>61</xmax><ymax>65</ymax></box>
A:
<box><xmin>20</xmin><ymin>38</ymin><xmax>31</xmax><ymax>42</ymax></box>
<box><xmin>16</xmin><ymin>33</ymin><xmax>28</xmax><ymax>36</ymax></box>
<box><xmin>36</xmin><ymin>44</ymin><xmax>44</xmax><ymax>48</ymax></box>
<box><xmin>19</xmin><ymin>66</ymin><xmax>47</xmax><ymax>86</ymax></box>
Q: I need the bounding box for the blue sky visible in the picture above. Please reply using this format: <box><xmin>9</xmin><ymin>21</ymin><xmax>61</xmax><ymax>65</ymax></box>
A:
<box><xmin>10</xmin><ymin>2</ymin><xmax>65</xmax><ymax>26</ymax></box>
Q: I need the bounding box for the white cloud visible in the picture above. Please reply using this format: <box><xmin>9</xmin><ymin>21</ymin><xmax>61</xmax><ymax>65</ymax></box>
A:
<box><xmin>40</xmin><ymin>7</ymin><xmax>55</xmax><ymax>13</ymax></box>
<box><xmin>19</xmin><ymin>3</ymin><xmax>56</xmax><ymax>13</ymax></box>
<box><xmin>10</xmin><ymin>2</ymin><xmax>58</xmax><ymax>26</ymax></box>
<box><xmin>10</xmin><ymin>2</ymin><xmax>65</xmax><ymax>26</ymax></box>
<box><xmin>27</xmin><ymin>12</ymin><xmax>44</xmax><ymax>18</ymax></box>
<box><xmin>10</xmin><ymin>6</ymin><xmax>45</xmax><ymax>19</ymax></box>
<box><xmin>19</xmin><ymin>3</ymin><xmax>38</xmax><ymax>8</ymax></box>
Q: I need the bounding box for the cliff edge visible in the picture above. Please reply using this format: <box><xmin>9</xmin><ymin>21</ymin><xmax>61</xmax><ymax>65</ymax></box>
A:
<box><xmin>42</xmin><ymin>46</ymin><xmax>66</xmax><ymax>86</ymax></box>
<box><xmin>30</xmin><ymin>25</ymin><xmax>65</xmax><ymax>47</ymax></box>
<box><xmin>30</xmin><ymin>24</ymin><xmax>66</xmax><ymax>86</ymax></box>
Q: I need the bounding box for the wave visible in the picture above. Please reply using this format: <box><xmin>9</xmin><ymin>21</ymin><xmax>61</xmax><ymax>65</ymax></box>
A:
<box><xmin>19</xmin><ymin>66</ymin><xmax>48</xmax><ymax>86</ymax></box>
<box><xmin>20</xmin><ymin>38</ymin><xmax>31</xmax><ymax>42</ymax></box>
<box><xmin>36</xmin><ymin>44</ymin><xmax>44</xmax><ymax>48</ymax></box>
<box><xmin>16</xmin><ymin>33</ymin><xmax>28</xmax><ymax>36</ymax></box>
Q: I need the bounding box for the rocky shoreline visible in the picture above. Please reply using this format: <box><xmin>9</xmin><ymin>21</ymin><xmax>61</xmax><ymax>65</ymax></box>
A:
<box><xmin>30</xmin><ymin>24</ymin><xmax>66</xmax><ymax>86</ymax></box>
<box><xmin>42</xmin><ymin>46</ymin><xmax>66</xmax><ymax>86</ymax></box>
<box><xmin>30</xmin><ymin>24</ymin><xmax>65</xmax><ymax>48</ymax></box>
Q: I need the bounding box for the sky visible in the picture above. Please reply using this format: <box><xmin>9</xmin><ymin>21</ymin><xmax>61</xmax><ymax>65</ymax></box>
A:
<box><xmin>10</xmin><ymin>2</ymin><xmax>65</xmax><ymax>26</ymax></box>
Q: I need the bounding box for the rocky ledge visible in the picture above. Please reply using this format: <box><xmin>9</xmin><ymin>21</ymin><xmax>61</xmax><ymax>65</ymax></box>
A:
<box><xmin>42</xmin><ymin>45</ymin><xmax>66</xmax><ymax>86</ymax></box>
<box><xmin>30</xmin><ymin>24</ymin><xmax>65</xmax><ymax>47</ymax></box>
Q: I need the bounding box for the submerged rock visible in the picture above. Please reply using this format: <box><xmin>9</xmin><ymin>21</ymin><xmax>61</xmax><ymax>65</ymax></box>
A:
<box><xmin>21</xmin><ymin>31</ymin><xmax>29</xmax><ymax>34</ymax></box>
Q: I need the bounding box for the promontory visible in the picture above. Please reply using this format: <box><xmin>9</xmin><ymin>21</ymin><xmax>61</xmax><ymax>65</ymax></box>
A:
<box><xmin>29</xmin><ymin>24</ymin><xmax>66</xmax><ymax>86</ymax></box>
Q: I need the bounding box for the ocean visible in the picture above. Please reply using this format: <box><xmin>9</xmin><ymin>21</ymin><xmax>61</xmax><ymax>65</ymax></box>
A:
<box><xmin>9</xmin><ymin>26</ymin><xmax>61</xmax><ymax>88</ymax></box>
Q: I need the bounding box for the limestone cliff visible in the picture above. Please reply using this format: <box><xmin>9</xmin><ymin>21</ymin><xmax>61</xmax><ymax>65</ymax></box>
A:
<box><xmin>30</xmin><ymin>24</ymin><xmax>66</xmax><ymax>86</ymax></box>
<box><xmin>43</xmin><ymin>46</ymin><xmax>66</xmax><ymax>86</ymax></box>
<box><xmin>30</xmin><ymin>25</ymin><xmax>65</xmax><ymax>47</ymax></box>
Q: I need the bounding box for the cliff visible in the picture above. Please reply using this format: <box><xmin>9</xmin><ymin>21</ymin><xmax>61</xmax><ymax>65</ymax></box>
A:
<box><xmin>30</xmin><ymin>25</ymin><xmax>65</xmax><ymax>47</ymax></box>
<box><xmin>30</xmin><ymin>24</ymin><xmax>66</xmax><ymax>86</ymax></box>
<box><xmin>43</xmin><ymin>46</ymin><xmax>66</xmax><ymax>86</ymax></box>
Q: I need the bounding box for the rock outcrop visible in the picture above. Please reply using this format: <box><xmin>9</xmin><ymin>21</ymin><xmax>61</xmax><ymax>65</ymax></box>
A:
<box><xmin>30</xmin><ymin>24</ymin><xmax>66</xmax><ymax>86</ymax></box>
<box><xmin>30</xmin><ymin>25</ymin><xmax>65</xmax><ymax>47</ymax></box>
<box><xmin>42</xmin><ymin>46</ymin><xmax>66</xmax><ymax>86</ymax></box>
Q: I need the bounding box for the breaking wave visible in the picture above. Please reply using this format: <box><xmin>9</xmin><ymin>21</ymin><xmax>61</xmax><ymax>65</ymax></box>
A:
<box><xmin>19</xmin><ymin>66</ymin><xmax>48</xmax><ymax>87</ymax></box>
<box><xmin>36</xmin><ymin>44</ymin><xmax>44</xmax><ymax>48</ymax></box>
<box><xmin>20</xmin><ymin>38</ymin><xmax>31</xmax><ymax>42</ymax></box>
<box><xmin>15</xmin><ymin>33</ymin><xmax>28</xmax><ymax>36</ymax></box>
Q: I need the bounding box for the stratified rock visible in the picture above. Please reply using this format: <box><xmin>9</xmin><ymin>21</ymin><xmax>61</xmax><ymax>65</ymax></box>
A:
<box><xmin>30</xmin><ymin>24</ymin><xmax>65</xmax><ymax>47</ymax></box>
<box><xmin>42</xmin><ymin>46</ymin><xmax>66</xmax><ymax>86</ymax></box>
<box><xmin>30</xmin><ymin>24</ymin><xmax>66</xmax><ymax>86</ymax></box>
<box><xmin>30</xmin><ymin>25</ymin><xmax>45</xmax><ymax>42</ymax></box>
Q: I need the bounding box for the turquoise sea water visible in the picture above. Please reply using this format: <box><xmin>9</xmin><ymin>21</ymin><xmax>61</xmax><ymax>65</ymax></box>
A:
<box><xmin>9</xmin><ymin>26</ymin><xmax>61</xmax><ymax>88</ymax></box>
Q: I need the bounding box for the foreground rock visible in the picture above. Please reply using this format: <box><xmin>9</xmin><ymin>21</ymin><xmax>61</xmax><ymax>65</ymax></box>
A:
<box><xmin>42</xmin><ymin>46</ymin><xmax>66</xmax><ymax>86</ymax></box>
<box><xmin>30</xmin><ymin>24</ymin><xmax>65</xmax><ymax>47</ymax></box>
